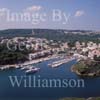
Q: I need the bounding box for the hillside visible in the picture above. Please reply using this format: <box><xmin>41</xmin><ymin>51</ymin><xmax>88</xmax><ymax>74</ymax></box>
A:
<box><xmin>0</xmin><ymin>29</ymin><xmax>100</xmax><ymax>43</ymax></box>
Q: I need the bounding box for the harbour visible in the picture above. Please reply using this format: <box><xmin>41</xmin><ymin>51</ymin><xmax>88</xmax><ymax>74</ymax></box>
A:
<box><xmin>0</xmin><ymin>58</ymin><xmax>100</xmax><ymax>100</ymax></box>
<box><xmin>0</xmin><ymin>54</ymin><xmax>61</xmax><ymax>71</ymax></box>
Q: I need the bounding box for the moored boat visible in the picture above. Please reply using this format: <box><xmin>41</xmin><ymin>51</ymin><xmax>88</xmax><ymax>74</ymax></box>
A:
<box><xmin>25</xmin><ymin>67</ymin><xmax>40</xmax><ymax>74</ymax></box>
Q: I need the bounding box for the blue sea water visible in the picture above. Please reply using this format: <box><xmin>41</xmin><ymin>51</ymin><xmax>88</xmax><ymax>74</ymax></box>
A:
<box><xmin>0</xmin><ymin>59</ymin><xmax>100</xmax><ymax>100</ymax></box>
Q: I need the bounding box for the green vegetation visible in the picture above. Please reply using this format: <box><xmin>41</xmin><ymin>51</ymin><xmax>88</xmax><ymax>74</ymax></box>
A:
<box><xmin>0</xmin><ymin>43</ymin><xmax>31</xmax><ymax>65</ymax></box>
<box><xmin>0</xmin><ymin>29</ymin><xmax>100</xmax><ymax>43</ymax></box>
<box><xmin>0</xmin><ymin>29</ymin><xmax>33</xmax><ymax>37</ymax></box>
<box><xmin>74</xmin><ymin>58</ymin><xmax>100</xmax><ymax>77</ymax></box>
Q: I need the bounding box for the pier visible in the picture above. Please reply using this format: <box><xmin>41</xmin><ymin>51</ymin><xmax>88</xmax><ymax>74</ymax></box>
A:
<box><xmin>49</xmin><ymin>57</ymin><xmax>75</xmax><ymax>68</ymax></box>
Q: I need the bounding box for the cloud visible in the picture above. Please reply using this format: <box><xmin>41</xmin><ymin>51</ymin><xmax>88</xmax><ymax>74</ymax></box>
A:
<box><xmin>75</xmin><ymin>10</ymin><xmax>85</xmax><ymax>17</ymax></box>
<box><xmin>25</xmin><ymin>5</ymin><xmax>42</xmax><ymax>12</ymax></box>
<box><xmin>0</xmin><ymin>8</ymin><xmax>9</xmax><ymax>16</ymax></box>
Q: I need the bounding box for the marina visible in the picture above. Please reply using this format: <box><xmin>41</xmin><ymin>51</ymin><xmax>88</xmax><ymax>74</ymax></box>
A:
<box><xmin>0</xmin><ymin>54</ymin><xmax>61</xmax><ymax>71</ymax></box>
<box><xmin>0</xmin><ymin>55</ymin><xmax>75</xmax><ymax>75</ymax></box>
<box><xmin>0</xmin><ymin>58</ymin><xmax>100</xmax><ymax>99</ymax></box>
<box><xmin>48</xmin><ymin>57</ymin><xmax>75</xmax><ymax>68</ymax></box>
<box><xmin>20</xmin><ymin>65</ymin><xmax>40</xmax><ymax>74</ymax></box>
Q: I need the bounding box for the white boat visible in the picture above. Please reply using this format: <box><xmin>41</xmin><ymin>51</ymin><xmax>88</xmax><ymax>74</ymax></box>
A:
<box><xmin>16</xmin><ymin>65</ymin><xmax>21</xmax><ymax>69</ymax></box>
<box><xmin>20</xmin><ymin>65</ymin><xmax>34</xmax><ymax>70</ymax></box>
<box><xmin>51</xmin><ymin>63</ymin><xmax>62</xmax><ymax>68</ymax></box>
<box><xmin>21</xmin><ymin>67</ymin><xmax>29</xmax><ymax>70</ymax></box>
<box><xmin>25</xmin><ymin>67</ymin><xmax>40</xmax><ymax>74</ymax></box>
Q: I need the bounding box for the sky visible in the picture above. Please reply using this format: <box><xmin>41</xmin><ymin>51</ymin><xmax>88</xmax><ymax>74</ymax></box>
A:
<box><xmin>0</xmin><ymin>0</ymin><xmax>100</xmax><ymax>31</ymax></box>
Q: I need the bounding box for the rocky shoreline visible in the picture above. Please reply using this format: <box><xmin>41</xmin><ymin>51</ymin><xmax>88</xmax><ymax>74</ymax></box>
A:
<box><xmin>71</xmin><ymin>66</ymin><xmax>100</xmax><ymax>77</ymax></box>
<box><xmin>71</xmin><ymin>61</ymin><xmax>100</xmax><ymax>77</ymax></box>
<box><xmin>71</xmin><ymin>65</ymin><xmax>82</xmax><ymax>76</ymax></box>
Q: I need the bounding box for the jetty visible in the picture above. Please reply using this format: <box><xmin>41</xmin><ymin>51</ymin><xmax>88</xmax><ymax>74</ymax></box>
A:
<box><xmin>22</xmin><ymin>54</ymin><xmax>60</xmax><ymax>66</ymax></box>
<box><xmin>49</xmin><ymin>57</ymin><xmax>75</xmax><ymax>68</ymax></box>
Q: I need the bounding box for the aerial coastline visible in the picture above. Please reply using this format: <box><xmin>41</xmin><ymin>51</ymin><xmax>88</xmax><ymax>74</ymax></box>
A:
<box><xmin>0</xmin><ymin>29</ymin><xmax>100</xmax><ymax>78</ymax></box>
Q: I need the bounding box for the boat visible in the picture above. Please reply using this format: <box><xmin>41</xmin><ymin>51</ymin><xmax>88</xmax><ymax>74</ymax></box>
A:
<box><xmin>48</xmin><ymin>59</ymin><xmax>65</xmax><ymax>66</ymax></box>
<box><xmin>25</xmin><ymin>67</ymin><xmax>40</xmax><ymax>74</ymax></box>
<box><xmin>20</xmin><ymin>65</ymin><xmax>33</xmax><ymax>70</ymax></box>
<box><xmin>21</xmin><ymin>66</ymin><xmax>29</xmax><ymax>70</ymax></box>
<box><xmin>49</xmin><ymin>57</ymin><xmax>75</xmax><ymax>68</ymax></box>
<box><xmin>51</xmin><ymin>63</ymin><xmax>62</xmax><ymax>68</ymax></box>
<box><xmin>16</xmin><ymin>65</ymin><xmax>21</xmax><ymax>69</ymax></box>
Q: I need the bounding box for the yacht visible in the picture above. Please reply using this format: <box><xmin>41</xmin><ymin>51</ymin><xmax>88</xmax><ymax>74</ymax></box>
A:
<box><xmin>21</xmin><ymin>65</ymin><xmax>33</xmax><ymax>70</ymax></box>
<box><xmin>25</xmin><ymin>67</ymin><xmax>40</xmax><ymax>74</ymax></box>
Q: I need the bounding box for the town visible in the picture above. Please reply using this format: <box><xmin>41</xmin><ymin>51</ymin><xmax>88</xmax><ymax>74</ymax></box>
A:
<box><xmin>1</xmin><ymin>36</ymin><xmax>100</xmax><ymax>60</ymax></box>
<box><xmin>0</xmin><ymin>35</ymin><xmax>100</xmax><ymax>74</ymax></box>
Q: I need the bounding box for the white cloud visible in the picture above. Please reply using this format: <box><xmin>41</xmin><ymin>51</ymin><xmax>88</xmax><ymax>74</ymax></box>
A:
<box><xmin>25</xmin><ymin>5</ymin><xmax>42</xmax><ymax>12</ymax></box>
<box><xmin>75</xmin><ymin>10</ymin><xmax>85</xmax><ymax>17</ymax></box>
<box><xmin>0</xmin><ymin>8</ymin><xmax>9</xmax><ymax>16</ymax></box>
